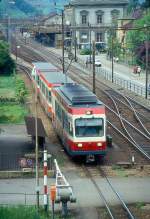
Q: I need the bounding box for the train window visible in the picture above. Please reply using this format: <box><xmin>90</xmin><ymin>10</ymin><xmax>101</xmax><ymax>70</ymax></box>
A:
<box><xmin>37</xmin><ymin>75</ymin><xmax>40</xmax><ymax>85</ymax></box>
<box><xmin>69</xmin><ymin>122</ymin><xmax>73</xmax><ymax>136</ymax></box>
<box><xmin>48</xmin><ymin>90</ymin><xmax>51</xmax><ymax>103</ymax></box>
<box><xmin>63</xmin><ymin>113</ymin><xmax>73</xmax><ymax>136</ymax></box>
<box><xmin>75</xmin><ymin>118</ymin><xmax>104</xmax><ymax>137</ymax></box>
<box><xmin>55</xmin><ymin>101</ymin><xmax>73</xmax><ymax>136</ymax></box>
<box><xmin>32</xmin><ymin>69</ymin><xmax>35</xmax><ymax>79</ymax></box>
<box><xmin>39</xmin><ymin>79</ymin><xmax>42</xmax><ymax>89</ymax></box>
<box><xmin>42</xmin><ymin>82</ymin><xmax>45</xmax><ymax>95</ymax></box>
<box><xmin>55</xmin><ymin>101</ymin><xmax>62</xmax><ymax>121</ymax></box>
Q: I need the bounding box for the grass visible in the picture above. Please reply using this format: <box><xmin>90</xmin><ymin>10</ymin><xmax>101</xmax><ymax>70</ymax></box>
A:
<box><xmin>112</xmin><ymin>165</ymin><xmax>128</xmax><ymax>177</ymax></box>
<box><xmin>0</xmin><ymin>74</ymin><xmax>28</xmax><ymax>124</ymax></box>
<box><xmin>0</xmin><ymin>75</ymin><xmax>16</xmax><ymax>98</ymax></box>
<box><xmin>136</xmin><ymin>202</ymin><xmax>145</xmax><ymax>209</ymax></box>
<box><xmin>0</xmin><ymin>206</ymin><xmax>74</xmax><ymax>219</ymax></box>
<box><xmin>0</xmin><ymin>206</ymin><xmax>47</xmax><ymax>219</ymax></box>
<box><xmin>0</xmin><ymin>103</ymin><xmax>28</xmax><ymax>124</ymax></box>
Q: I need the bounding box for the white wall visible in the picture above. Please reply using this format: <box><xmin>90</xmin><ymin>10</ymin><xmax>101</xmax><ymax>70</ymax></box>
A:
<box><xmin>75</xmin><ymin>6</ymin><xmax>124</xmax><ymax>25</ymax></box>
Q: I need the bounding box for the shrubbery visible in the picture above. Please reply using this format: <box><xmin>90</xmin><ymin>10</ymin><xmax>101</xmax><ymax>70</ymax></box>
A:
<box><xmin>80</xmin><ymin>49</ymin><xmax>92</xmax><ymax>55</ymax></box>
<box><xmin>0</xmin><ymin>40</ymin><xmax>15</xmax><ymax>75</ymax></box>
<box><xmin>15</xmin><ymin>77</ymin><xmax>28</xmax><ymax>103</ymax></box>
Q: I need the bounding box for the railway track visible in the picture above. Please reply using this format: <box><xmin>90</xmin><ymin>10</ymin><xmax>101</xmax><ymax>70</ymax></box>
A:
<box><xmin>83</xmin><ymin>165</ymin><xmax>137</xmax><ymax>219</ymax></box>
<box><xmin>14</xmin><ymin>36</ymin><xmax>150</xmax><ymax>164</ymax></box>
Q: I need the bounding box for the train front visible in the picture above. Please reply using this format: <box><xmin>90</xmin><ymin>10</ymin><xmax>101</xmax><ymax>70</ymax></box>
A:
<box><xmin>70</xmin><ymin>105</ymin><xmax>107</xmax><ymax>162</ymax></box>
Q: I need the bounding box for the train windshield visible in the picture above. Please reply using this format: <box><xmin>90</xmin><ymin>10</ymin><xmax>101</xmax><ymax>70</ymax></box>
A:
<box><xmin>75</xmin><ymin>118</ymin><xmax>104</xmax><ymax>137</ymax></box>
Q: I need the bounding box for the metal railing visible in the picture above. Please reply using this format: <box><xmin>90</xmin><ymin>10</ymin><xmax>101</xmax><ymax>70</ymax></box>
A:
<box><xmin>0</xmin><ymin>193</ymin><xmax>43</xmax><ymax>206</ymax></box>
<box><xmin>0</xmin><ymin>153</ymin><xmax>22</xmax><ymax>171</ymax></box>
<box><xmin>96</xmin><ymin>67</ymin><xmax>146</xmax><ymax>97</ymax></box>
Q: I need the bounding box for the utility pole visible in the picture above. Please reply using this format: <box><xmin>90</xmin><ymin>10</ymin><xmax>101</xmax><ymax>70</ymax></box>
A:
<box><xmin>92</xmin><ymin>40</ymin><xmax>96</xmax><ymax>94</ymax></box>
<box><xmin>111</xmin><ymin>30</ymin><xmax>114</xmax><ymax>83</ymax></box>
<box><xmin>89</xmin><ymin>23</ymin><xmax>92</xmax><ymax>68</ymax></box>
<box><xmin>74</xmin><ymin>35</ymin><xmax>77</xmax><ymax>62</ymax></box>
<box><xmin>7</xmin><ymin>15</ymin><xmax>11</xmax><ymax>53</ymax></box>
<box><xmin>145</xmin><ymin>39</ymin><xmax>149</xmax><ymax>99</ymax></box>
<box><xmin>35</xmin><ymin>85</ymin><xmax>39</xmax><ymax>210</ymax></box>
<box><xmin>62</xmin><ymin>10</ymin><xmax>65</xmax><ymax>74</ymax></box>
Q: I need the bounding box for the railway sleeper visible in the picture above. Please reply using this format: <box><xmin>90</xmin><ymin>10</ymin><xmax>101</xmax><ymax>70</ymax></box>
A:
<box><xmin>116</xmin><ymin>161</ymin><xmax>136</xmax><ymax>169</ymax></box>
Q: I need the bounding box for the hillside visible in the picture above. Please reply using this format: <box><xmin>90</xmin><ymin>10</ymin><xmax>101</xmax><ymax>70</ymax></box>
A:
<box><xmin>26</xmin><ymin>0</ymin><xmax>69</xmax><ymax>14</ymax></box>
<box><xmin>0</xmin><ymin>0</ymin><xmax>69</xmax><ymax>18</ymax></box>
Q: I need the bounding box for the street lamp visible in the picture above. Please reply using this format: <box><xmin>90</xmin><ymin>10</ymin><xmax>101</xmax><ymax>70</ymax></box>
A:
<box><xmin>61</xmin><ymin>10</ymin><xmax>65</xmax><ymax>74</ymax></box>
<box><xmin>111</xmin><ymin>28</ymin><xmax>115</xmax><ymax>83</ymax></box>
<box><xmin>88</xmin><ymin>23</ymin><xmax>92</xmax><ymax>67</ymax></box>
<box><xmin>16</xmin><ymin>45</ymin><xmax>20</xmax><ymax>61</ymax></box>
<box><xmin>54</xmin><ymin>7</ymin><xmax>65</xmax><ymax>74</ymax></box>
<box><xmin>7</xmin><ymin>1</ymin><xmax>15</xmax><ymax>54</ymax></box>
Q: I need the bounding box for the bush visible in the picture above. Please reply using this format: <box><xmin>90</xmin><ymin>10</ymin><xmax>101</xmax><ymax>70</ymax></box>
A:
<box><xmin>80</xmin><ymin>49</ymin><xmax>92</xmax><ymax>55</ymax></box>
<box><xmin>0</xmin><ymin>103</ymin><xmax>28</xmax><ymax>123</ymax></box>
<box><xmin>0</xmin><ymin>40</ymin><xmax>15</xmax><ymax>75</ymax></box>
<box><xmin>15</xmin><ymin>77</ymin><xmax>28</xmax><ymax>103</ymax></box>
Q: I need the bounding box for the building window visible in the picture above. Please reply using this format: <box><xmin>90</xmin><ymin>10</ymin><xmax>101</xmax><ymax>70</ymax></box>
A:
<box><xmin>80</xmin><ymin>32</ymin><xmax>88</xmax><ymax>43</ymax></box>
<box><xmin>97</xmin><ymin>14</ymin><xmax>102</xmax><ymax>24</ymax></box>
<box><xmin>82</xmin><ymin>15</ymin><xmax>87</xmax><ymax>24</ymax></box>
<box><xmin>96</xmin><ymin>33</ymin><xmax>103</xmax><ymax>42</ymax></box>
<box><xmin>80</xmin><ymin>10</ymin><xmax>88</xmax><ymax>24</ymax></box>
<box><xmin>111</xmin><ymin>9</ymin><xmax>120</xmax><ymax>23</ymax></box>
<box><xmin>96</xmin><ymin>10</ymin><xmax>104</xmax><ymax>24</ymax></box>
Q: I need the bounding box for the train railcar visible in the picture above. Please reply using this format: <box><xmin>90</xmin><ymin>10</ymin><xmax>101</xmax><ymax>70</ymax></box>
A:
<box><xmin>32</xmin><ymin>62</ymin><xmax>60</xmax><ymax>75</ymax></box>
<box><xmin>51</xmin><ymin>84</ymin><xmax>106</xmax><ymax>161</ymax></box>
<box><xmin>31</xmin><ymin>62</ymin><xmax>60</xmax><ymax>91</ymax></box>
<box><xmin>36</xmin><ymin>70</ymin><xmax>74</xmax><ymax>117</ymax></box>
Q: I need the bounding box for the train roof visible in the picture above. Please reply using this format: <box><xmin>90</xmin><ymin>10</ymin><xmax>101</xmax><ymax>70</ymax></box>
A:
<box><xmin>41</xmin><ymin>71</ymin><xmax>74</xmax><ymax>86</ymax></box>
<box><xmin>57</xmin><ymin>84</ymin><xmax>103</xmax><ymax>106</ymax></box>
<box><xmin>32</xmin><ymin>62</ymin><xmax>58</xmax><ymax>71</ymax></box>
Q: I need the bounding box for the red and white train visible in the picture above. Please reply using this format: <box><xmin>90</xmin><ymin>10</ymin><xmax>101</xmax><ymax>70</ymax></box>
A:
<box><xmin>32</xmin><ymin>62</ymin><xmax>107</xmax><ymax>161</ymax></box>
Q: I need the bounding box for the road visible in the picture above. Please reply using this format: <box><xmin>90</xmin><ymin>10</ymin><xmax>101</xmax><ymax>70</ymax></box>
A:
<box><xmin>77</xmin><ymin>52</ymin><xmax>147</xmax><ymax>87</ymax></box>
<box><xmin>48</xmin><ymin>47</ymin><xmax>150</xmax><ymax>98</ymax></box>
<box><xmin>0</xmin><ymin>124</ymin><xmax>33</xmax><ymax>170</ymax></box>
<box><xmin>0</xmin><ymin>177</ymin><xmax>150</xmax><ymax>207</ymax></box>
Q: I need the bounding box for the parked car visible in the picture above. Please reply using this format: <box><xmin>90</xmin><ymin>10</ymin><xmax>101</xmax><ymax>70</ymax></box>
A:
<box><xmin>95</xmin><ymin>59</ymin><xmax>102</xmax><ymax>67</ymax></box>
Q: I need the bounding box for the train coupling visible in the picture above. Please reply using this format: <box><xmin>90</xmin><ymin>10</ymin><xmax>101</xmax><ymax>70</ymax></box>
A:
<box><xmin>86</xmin><ymin>155</ymin><xmax>95</xmax><ymax>163</ymax></box>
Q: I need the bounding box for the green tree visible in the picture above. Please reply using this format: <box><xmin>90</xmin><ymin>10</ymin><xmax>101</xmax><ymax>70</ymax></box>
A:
<box><xmin>127</xmin><ymin>0</ymin><xmax>140</xmax><ymax>13</ymax></box>
<box><xmin>126</xmin><ymin>12</ymin><xmax>150</xmax><ymax>66</ymax></box>
<box><xmin>107</xmin><ymin>28</ymin><xmax>121</xmax><ymax>59</ymax></box>
<box><xmin>0</xmin><ymin>40</ymin><xmax>15</xmax><ymax>75</ymax></box>
<box><xmin>142</xmin><ymin>0</ymin><xmax>150</xmax><ymax>9</ymax></box>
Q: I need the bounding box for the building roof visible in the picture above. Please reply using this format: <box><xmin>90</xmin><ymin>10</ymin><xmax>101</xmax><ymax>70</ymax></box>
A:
<box><xmin>69</xmin><ymin>0</ymin><xmax>128</xmax><ymax>6</ymax></box>
<box><xmin>41</xmin><ymin>12</ymin><xmax>61</xmax><ymax>22</ymax></box>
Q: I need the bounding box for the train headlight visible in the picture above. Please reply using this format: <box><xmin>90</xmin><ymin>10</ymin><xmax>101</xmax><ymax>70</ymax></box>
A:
<box><xmin>86</xmin><ymin>110</ymin><xmax>92</xmax><ymax>115</ymax></box>
<box><xmin>78</xmin><ymin>143</ymin><xmax>83</xmax><ymax>147</ymax></box>
<box><xmin>97</xmin><ymin>142</ymin><xmax>102</xmax><ymax>147</ymax></box>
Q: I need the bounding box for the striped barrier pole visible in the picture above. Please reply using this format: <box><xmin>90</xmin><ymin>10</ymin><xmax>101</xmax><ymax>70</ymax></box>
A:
<box><xmin>43</xmin><ymin>150</ymin><xmax>48</xmax><ymax>211</ymax></box>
